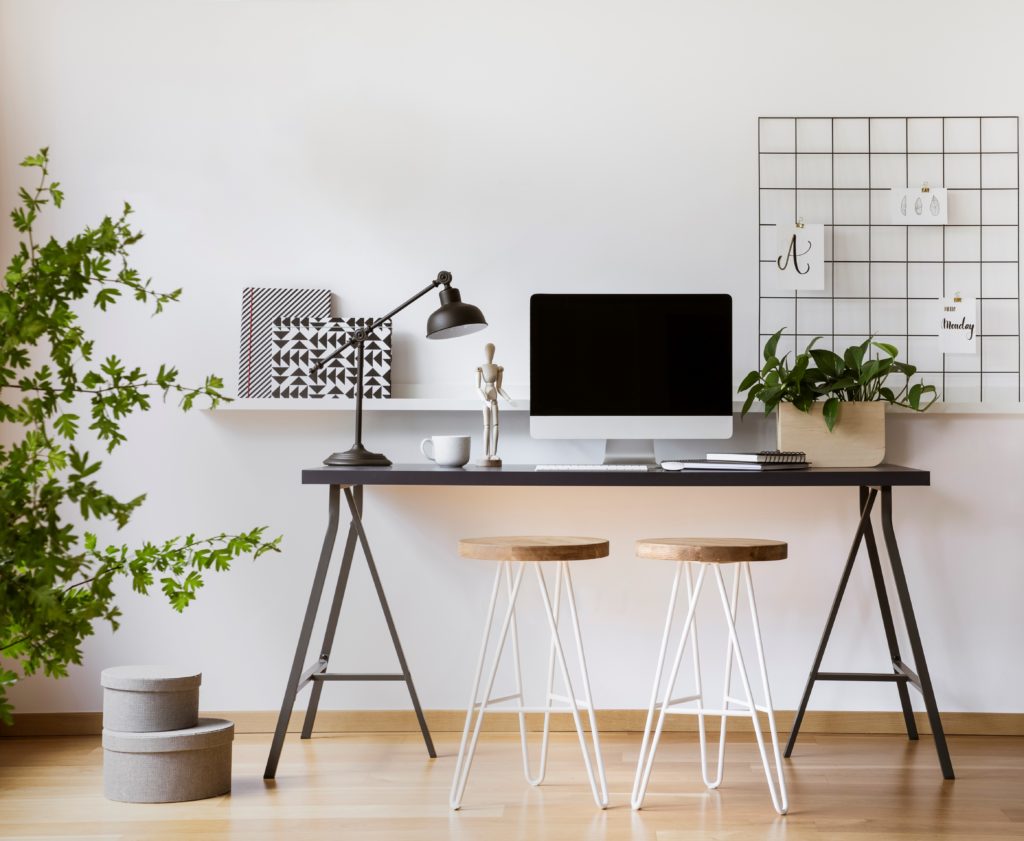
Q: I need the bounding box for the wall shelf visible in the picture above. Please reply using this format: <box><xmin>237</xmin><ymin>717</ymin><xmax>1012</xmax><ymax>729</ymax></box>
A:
<box><xmin>204</xmin><ymin>398</ymin><xmax>1024</xmax><ymax>415</ymax></box>
<box><xmin>207</xmin><ymin>397</ymin><xmax>531</xmax><ymax>412</ymax></box>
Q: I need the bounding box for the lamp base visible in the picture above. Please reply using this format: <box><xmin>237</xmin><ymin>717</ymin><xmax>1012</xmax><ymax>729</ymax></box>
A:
<box><xmin>323</xmin><ymin>443</ymin><xmax>392</xmax><ymax>467</ymax></box>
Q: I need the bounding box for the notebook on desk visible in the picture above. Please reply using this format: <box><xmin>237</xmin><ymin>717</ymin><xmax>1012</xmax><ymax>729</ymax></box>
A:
<box><xmin>661</xmin><ymin>458</ymin><xmax>810</xmax><ymax>471</ymax></box>
<box><xmin>705</xmin><ymin>450</ymin><xmax>807</xmax><ymax>464</ymax></box>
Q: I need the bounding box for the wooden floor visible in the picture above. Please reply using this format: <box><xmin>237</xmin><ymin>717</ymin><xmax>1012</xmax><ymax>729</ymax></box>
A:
<box><xmin>1</xmin><ymin>731</ymin><xmax>1022</xmax><ymax>840</ymax></box>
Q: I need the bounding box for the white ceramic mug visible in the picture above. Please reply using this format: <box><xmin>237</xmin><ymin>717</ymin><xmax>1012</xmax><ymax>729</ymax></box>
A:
<box><xmin>420</xmin><ymin>435</ymin><xmax>471</xmax><ymax>468</ymax></box>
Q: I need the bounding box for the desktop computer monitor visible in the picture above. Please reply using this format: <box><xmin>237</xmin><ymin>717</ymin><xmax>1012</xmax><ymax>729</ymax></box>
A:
<box><xmin>530</xmin><ymin>293</ymin><xmax>733</xmax><ymax>463</ymax></box>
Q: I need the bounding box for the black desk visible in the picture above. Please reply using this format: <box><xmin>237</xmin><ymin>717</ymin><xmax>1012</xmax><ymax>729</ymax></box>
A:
<box><xmin>264</xmin><ymin>463</ymin><xmax>953</xmax><ymax>781</ymax></box>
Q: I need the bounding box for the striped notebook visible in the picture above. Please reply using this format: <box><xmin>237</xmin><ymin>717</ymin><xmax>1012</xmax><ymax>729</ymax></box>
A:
<box><xmin>238</xmin><ymin>288</ymin><xmax>331</xmax><ymax>397</ymax></box>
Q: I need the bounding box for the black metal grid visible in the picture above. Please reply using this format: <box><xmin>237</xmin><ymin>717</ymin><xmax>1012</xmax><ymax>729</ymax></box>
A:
<box><xmin>758</xmin><ymin>116</ymin><xmax>1020</xmax><ymax>404</ymax></box>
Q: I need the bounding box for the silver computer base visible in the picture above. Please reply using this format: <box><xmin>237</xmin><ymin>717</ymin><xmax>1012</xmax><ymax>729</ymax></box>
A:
<box><xmin>603</xmin><ymin>439</ymin><xmax>656</xmax><ymax>466</ymax></box>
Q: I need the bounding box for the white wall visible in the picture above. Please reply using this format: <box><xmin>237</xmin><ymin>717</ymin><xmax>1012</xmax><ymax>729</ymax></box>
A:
<box><xmin>2</xmin><ymin>0</ymin><xmax>1022</xmax><ymax>716</ymax></box>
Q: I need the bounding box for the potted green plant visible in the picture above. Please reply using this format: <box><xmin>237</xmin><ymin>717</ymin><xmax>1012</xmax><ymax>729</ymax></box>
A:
<box><xmin>738</xmin><ymin>329</ymin><xmax>937</xmax><ymax>467</ymax></box>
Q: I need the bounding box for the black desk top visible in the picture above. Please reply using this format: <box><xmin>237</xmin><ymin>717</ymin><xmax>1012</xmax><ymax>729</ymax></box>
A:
<box><xmin>302</xmin><ymin>463</ymin><xmax>930</xmax><ymax>487</ymax></box>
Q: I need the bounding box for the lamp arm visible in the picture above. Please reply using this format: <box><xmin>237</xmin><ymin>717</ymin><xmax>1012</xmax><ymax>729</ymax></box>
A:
<box><xmin>310</xmin><ymin>271</ymin><xmax>453</xmax><ymax>372</ymax></box>
<box><xmin>371</xmin><ymin>270</ymin><xmax>452</xmax><ymax>329</ymax></box>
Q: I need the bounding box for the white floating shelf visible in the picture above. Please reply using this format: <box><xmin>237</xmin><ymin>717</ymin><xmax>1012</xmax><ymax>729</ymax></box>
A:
<box><xmin>207</xmin><ymin>397</ymin><xmax>531</xmax><ymax>412</ymax></box>
<box><xmin>205</xmin><ymin>399</ymin><xmax>1024</xmax><ymax>415</ymax></box>
<box><xmin>888</xmin><ymin>402</ymin><xmax>1024</xmax><ymax>415</ymax></box>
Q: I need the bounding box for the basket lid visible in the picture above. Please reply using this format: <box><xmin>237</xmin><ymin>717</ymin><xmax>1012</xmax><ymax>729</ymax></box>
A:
<box><xmin>103</xmin><ymin>717</ymin><xmax>234</xmax><ymax>753</ymax></box>
<box><xmin>100</xmin><ymin>665</ymin><xmax>202</xmax><ymax>692</ymax></box>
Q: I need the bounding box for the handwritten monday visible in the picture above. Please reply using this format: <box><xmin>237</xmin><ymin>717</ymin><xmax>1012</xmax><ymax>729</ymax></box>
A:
<box><xmin>943</xmin><ymin>308</ymin><xmax>976</xmax><ymax>341</ymax></box>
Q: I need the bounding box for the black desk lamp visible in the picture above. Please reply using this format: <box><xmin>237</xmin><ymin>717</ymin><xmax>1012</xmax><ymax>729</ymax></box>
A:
<box><xmin>313</xmin><ymin>270</ymin><xmax>487</xmax><ymax>466</ymax></box>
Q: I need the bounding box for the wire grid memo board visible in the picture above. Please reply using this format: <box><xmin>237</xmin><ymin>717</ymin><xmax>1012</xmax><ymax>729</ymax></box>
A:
<box><xmin>758</xmin><ymin>116</ymin><xmax>1021</xmax><ymax>404</ymax></box>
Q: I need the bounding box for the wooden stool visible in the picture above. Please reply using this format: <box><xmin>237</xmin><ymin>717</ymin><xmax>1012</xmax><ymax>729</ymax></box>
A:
<box><xmin>450</xmin><ymin>537</ymin><xmax>609</xmax><ymax>810</ymax></box>
<box><xmin>630</xmin><ymin>538</ymin><xmax>789</xmax><ymax>815</ymax></box>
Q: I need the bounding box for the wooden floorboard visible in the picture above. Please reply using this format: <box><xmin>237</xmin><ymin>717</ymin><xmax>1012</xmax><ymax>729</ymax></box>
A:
<box><xmin>1</xmin><ymin>732</ymin><xmax>1022</xmax><ymax>840</ymax></box>
<box><xmin>5</xmin><ymin>709</ymin><xmax>1024</xmax><ymax>738</ymax></box>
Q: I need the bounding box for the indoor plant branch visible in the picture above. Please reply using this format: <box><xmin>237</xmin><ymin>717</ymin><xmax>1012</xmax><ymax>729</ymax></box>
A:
<box><xmin>0</xmin><ymin>149</ymin><xmax>281</xmax><ymax>723</ymax></box>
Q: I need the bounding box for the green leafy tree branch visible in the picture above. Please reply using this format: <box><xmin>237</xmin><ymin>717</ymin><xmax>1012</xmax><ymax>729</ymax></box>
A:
<box><xmin>0</xmin><ymin>149</ymin><xmax>280</xmax><ymax>723</ymax></box>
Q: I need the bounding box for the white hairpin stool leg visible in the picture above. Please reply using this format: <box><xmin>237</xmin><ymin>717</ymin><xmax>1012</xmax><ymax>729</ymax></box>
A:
<box><xmin>742</xmin><ymin>562</ymin><xmax>789</xmax><ymax>814</ymax></box>
<box><xmin>705</xmin><ymin>559</ymin><xmax>741</xmax><ymax>790</ymax></box>
<box><xmin>534</xmin><ymin>563</ymin><xmax>609</xmax><ymax>809</ymax></box>
<box><xmin>711</xmin><ymin>564</ymin><xmax>787</xmax><ymax>815</ymax></box>
<box><xmin>505</xmin><ymin>562</ymin><xmax>532</xmax><ymax>785</ymax></box>
<box><xmin>450</xmin><ymin>561</ymin><xmax>526</xmax><ymax>810</ymax></box>
<box><xmin>560</xmin><ymin>561</ymin><xmax>609</xmax><ymax>806</ymax></box>
<box><xmin>684</xmin><ymin>563</ymin><xmax>714</xmax><ymax>790</ymax></box>
<box><xmin>631</xmin><ymin>561</ymin><xmax>684</xmax><ymax>809</ymax></box>
<box><xmin>524</xmin><ymin>561</ymin><xmax>560</xmax><ymax>786</ymax></box>
<box><xmin>631</xmin><ymin>562</ymin><xmax>708</xmax><ymax>810</ymax></box>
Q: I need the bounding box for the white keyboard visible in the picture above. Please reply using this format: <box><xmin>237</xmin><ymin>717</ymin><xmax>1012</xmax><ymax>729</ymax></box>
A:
<box><xmin>535</xmin><ymin>464</ymin><xmax>651</xmax><ymax>472</ymax></box>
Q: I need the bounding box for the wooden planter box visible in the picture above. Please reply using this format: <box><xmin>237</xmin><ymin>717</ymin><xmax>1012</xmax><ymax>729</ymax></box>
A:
<box><xmin>777</xmin><ymin>402</ymin><xmax>886</xmax><ymax>467</ymax></box>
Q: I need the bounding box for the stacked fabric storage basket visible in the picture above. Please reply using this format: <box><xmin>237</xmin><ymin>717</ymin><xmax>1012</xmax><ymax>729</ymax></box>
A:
<box><xmin>101</xmin><ymin>666</ymin><xmax>233</xmax><ymax>803</ymax></box>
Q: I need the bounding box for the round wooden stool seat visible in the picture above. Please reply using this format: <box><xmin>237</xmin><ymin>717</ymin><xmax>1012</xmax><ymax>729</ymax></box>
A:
<box><xmin>636</xmin><ymin>537</ymin><xmax>787</xmax><ymax>564</ymax></box>
<box><xmin>459</xmin><ymin>536</ymin><xmax>609</xmax><ymax>562</ymax></box>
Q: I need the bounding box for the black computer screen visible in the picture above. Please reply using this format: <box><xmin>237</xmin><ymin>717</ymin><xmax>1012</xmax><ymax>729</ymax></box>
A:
<box><xmin>530</xmin><ymin>294</ymin><xmax>732</xmax><ymax>416</ymax></box>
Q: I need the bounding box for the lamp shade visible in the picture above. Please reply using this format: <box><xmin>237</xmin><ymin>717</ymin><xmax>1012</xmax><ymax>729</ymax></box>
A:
<box><xmin>426</xmin><ymin>286</ymin><xmax>488</xmax><ymax>339</ymax></box>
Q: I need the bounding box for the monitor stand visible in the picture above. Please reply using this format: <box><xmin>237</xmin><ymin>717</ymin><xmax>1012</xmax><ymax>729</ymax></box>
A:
<box><xmin>603</xmin><ymin>439</ymin><xmax>656</xmax><ymax>466</ymax></box>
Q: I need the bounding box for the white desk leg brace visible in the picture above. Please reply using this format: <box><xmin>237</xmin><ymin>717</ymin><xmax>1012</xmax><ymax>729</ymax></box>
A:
<box><xmin>631</xmin><ymin>562</ymin><xmax>788</xmax><ymax>816</ymax></box>
<box><xmin>450</xmin><ymin>561</ymin><xmax>608</xmax><ymax>810</ymax></box>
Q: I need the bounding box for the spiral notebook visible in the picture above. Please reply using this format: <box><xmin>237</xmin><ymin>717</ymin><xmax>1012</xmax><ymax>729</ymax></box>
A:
<box><xmin>704</xmin><ymin>451</ymin><xmax>807</xmax><ymax>464</ymax></box>
<box><xmin>662</xmin><ymin>459</ymin><xmax>809</xmax><ymax>472</ymax></box>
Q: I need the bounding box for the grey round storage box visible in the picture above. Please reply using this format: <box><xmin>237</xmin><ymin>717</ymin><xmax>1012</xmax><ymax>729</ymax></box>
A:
<box><xmin>101</xmin><ymin>665</ymin><xmax>200</xmax><ymax>733</ymax></box>
<box><xmin>103</xmin><ymin>717</ymin><xmax>234</xmax><ymax>803</ymax></box>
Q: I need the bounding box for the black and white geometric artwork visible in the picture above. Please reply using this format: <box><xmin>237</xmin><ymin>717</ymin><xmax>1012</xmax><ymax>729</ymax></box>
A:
<box><xmin>238</xmin><ymin>287</ymin><xmax>331</xmax><ymax>397</ymax></box>
<box><xmin>270</xmin><ymin>317</ymin><xmax>393</xmax><ymax>399</ymax></box>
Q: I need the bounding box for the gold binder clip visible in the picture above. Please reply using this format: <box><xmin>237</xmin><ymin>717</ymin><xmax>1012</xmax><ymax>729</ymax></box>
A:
<box><xmin>953</xmin><ymin>290</ymin><xmax>962</xmax><ymax>303</ymax></box>
<box><xmin>921</xmin><ymin>182</ymin><xmax>931</xmax><ymax>193</ymax></box>
<box><xmin>795</xmin><ymin>217</ymin><xmax>805</xmax><ymax>228</ymax></box>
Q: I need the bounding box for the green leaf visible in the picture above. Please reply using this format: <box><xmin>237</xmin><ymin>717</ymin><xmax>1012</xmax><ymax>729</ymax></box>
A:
<box><xmin>763</xmin><ymin>328</ymin><xmax>784</xmax><ymax>362</ymax></box>
<box><xmin>859</xmin><ymin>359</ymin><xmax>881</xmax><ymax>385</ymax></box>
<box><xmin>872</xmin><ymin>341</ymin><xmax>899</xmax><ymax>358</ymax></box>
<box><xmin>54</xmin><ymin>413</ymin><xmax>80</xmax><ymax>439</ymax></box>
<box><xmin>740</xmin><ymin>386</ymin><xmax>761</xmax><ymax>417</ymax></box>
<box><xmin>790</xmin><ymin>353</ymin><xmax>809</xmax><ymax>383</ymax></box>
<box><xmin>814</xmin><ymin>376</ymin><xmax>857</xmax><ymax>393</ymax></box>
<box><xmin>823</xmin><ymin>397</ymin><xmax>841</xmax><ymax>432</ymax></box>
<box><xmin>843</xmin><ymin>344</ymin><xmax>865</xmax><ymax>372</ymax></box>
<box><xmin>810</xmin><ymin>348</ymin><xmax>844</xmax><ymax>378</ymax></box>
<box><xmin>19</xmin><ymin>150</ymin><xmax>48</xmax><ymax>168</ymax></box>
<box><xmin>738</xmin><ymin>370</ymin><xmax>760</xmax><ymax>393</ymax></box>
<box><xmin>94</xmin><ymin>287</ymin><xmax>120</xmax><ymax>311</ymax></box>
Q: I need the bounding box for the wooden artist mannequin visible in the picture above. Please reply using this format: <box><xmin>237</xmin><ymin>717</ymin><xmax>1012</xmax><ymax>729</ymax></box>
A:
<box><xmin>475</xmin><ymin>343</ymin><xmax>511</xmax><ymax>467</ymax></box>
